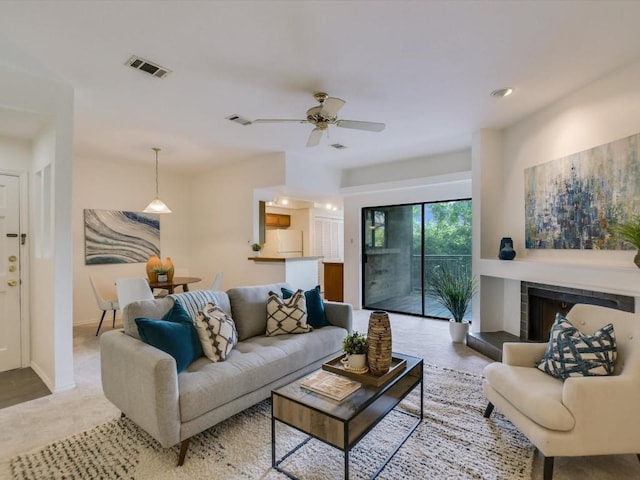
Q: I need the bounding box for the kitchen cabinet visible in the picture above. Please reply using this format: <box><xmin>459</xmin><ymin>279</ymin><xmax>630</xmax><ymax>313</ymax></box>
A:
<box><xmin>323</xmin><ymin>262</ymin><xmax>344</xmax><ymax>302</ymax></box>
<box><xmin>265</xmin><ymin>213</ymin><xmax>291</xmax><ymax>228</ymax></box>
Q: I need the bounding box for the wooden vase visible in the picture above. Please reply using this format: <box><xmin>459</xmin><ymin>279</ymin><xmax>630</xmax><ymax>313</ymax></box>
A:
<box><xmin>164</xmin><ymin>257</ymin><xmax>175</xmax><ymax>282</ymax></box>
<box><xmin>146</xmin><ymin>254</ymin><xmax>161</xmax><ymax>283</ymax></box>
<box><xmin>367</xmin><ymin>310</ymin><xmax>392</xmax><ymax>376</ymax></box>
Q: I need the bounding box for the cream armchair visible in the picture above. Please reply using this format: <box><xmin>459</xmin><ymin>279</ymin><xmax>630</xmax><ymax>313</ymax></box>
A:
<box><xmin>482</xmin><ymin>303</ymin><xmax>640</xmax><ymax>480</ymax></box>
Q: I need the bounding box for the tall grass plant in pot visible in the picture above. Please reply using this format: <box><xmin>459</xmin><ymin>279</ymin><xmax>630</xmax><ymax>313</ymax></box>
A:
<box><xmin>427</xmin><ymin>265</ymin><xmax>478</xmax><ymax>343</ymax></box>
<box><xmin>611</xmin><ymin>216</ymin><xmax>640</xmax><ymax>268</ymax></box>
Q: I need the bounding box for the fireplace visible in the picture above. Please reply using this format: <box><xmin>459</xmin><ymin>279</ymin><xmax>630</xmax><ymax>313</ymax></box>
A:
<box><xmin>520</xmin><ymin>282</ymin><xmax>635</xmax><ymax>342</ymax></box>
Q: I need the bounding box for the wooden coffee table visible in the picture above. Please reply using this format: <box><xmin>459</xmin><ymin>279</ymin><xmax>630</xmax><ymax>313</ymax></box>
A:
<box><xmin>271</xmin><ymin>352</ymin><xmax>423</xmax><ymax>480</ymax></box>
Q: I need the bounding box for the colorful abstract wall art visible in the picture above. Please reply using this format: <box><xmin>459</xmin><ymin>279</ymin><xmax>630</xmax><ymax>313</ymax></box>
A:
<box><xmin>84</xmin><ymin>209</ymin><xmax>160</xmax><ymax>264</ymax></box>
<box><xmin>525</xmin><ymin>133</ymin><xmax>640</xmax><ymax>250</ymax></box>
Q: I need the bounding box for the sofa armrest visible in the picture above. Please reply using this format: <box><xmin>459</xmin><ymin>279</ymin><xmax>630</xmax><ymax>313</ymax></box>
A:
<box><xmin>100</xmin><ymin>330</ymin><xmax>181</xmax><ymax>448</ymax></box>
<box><xmin>502</xmin><ymin>342</ymin><xmax>547</xmax><ymax>367</ymax></box>
<box><xmin>324</xmin><ymin>301</ymin><xmax>353</xmax><ymax>333</ymax></box>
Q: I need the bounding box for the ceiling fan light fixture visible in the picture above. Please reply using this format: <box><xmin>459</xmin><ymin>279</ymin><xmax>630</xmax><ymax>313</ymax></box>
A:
<box><xmin>143</xmin><ymin>147</ymin><xmax>172</xmax><ymax>214</ymax></box>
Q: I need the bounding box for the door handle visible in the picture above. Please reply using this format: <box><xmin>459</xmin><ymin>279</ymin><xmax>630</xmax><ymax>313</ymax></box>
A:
<box><xmin>7</xmin><ymin>279</ymin><xmax>17</xmax><ymax>287</ymax></box>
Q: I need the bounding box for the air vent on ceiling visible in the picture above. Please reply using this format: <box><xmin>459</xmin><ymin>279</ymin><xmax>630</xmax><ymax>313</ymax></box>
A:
<box><xmin>226</xmin><ymin>114</ymin><xmax>252</xmax><ymax>126</ymax></box>
<box><xmin>330</xmin><ymin>143</ymin><xmax>347</xmax><ymax>149</ymax></box>
<box><xmin>125</xmin><ymin>55</ymin><xmax>171</xmax><ymax>79</ymax></box>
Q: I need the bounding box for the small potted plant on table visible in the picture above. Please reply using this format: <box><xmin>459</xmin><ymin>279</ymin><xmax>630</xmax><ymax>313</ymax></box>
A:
<box><xmin>341</xmin><ymin>331</ymin><xmax>368</xmax><ymax>371</ymax></box>
<box><xmin>251</xmin><ymin>243</ymin><xmax>262</xmax><ymax>256</ymax></box>
<box><xmin>152</xmin><ymin>265</ymin><xmax>172</xmax><ymax>283</ymax></box>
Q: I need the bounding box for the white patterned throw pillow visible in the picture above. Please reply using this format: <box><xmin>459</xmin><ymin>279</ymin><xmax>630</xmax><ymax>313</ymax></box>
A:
<box><xmin>195</xmin><ymin>302</ymin><xmax>238</xmax><ymax>362</ymax></box>
<box><xmin>266</xmin><ymin>289</ymin><xmax>311</xmax><ymax>336</ymax></box>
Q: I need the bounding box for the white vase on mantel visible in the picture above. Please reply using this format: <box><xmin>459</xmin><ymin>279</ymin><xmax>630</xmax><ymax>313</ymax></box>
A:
<box><xmin>449</xmin><ymin>321</ymin><xmax>469</xmax><ymax>343</ymax></box>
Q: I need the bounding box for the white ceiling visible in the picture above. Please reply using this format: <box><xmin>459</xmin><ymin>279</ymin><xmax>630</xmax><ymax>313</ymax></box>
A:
<box><xmin>1</xmin><ymin>1</ymin><xmax>640</xmax><ymax>175</ymax></box>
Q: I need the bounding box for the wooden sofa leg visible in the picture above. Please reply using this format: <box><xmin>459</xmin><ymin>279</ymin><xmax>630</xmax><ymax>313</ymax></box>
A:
<box><xmin>178</xmin><ymin>438</ymin><xmax>190</xmax><ymax>466</ymax></box>
<box><xmin>483</xmin><ymin>402</ymin><xmax>494</xmax><ymax>418</ymax></box>
<box><xmin>636</xmin><ymin>453</ymin><xmax>640</xmax><ymax>463</ymax></box>
<box><xmin>543</xmin><ymin>456</ymin><xmax>554</xmax><ymax>480</ymax></box>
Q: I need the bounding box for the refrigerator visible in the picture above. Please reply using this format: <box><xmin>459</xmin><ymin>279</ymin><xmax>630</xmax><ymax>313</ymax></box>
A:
<box><xmin>263</xmin><ymin>229</ymin><xmax>303</xmax><ymax>257</ymax></box>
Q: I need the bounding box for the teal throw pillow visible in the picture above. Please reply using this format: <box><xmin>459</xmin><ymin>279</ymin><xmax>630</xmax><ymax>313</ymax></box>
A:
<box><xmin>282</xmin><ymin>285</ymin><xmax>330</xmax><ymax>328</ymax></box>
<box><xmin>135</xmin><ymin>318</ymin><xmax>198</xmax><ymax>373</ymax></box>
<box><xmin>163</xmin><ymin>300</ymin><xmax>203</xmax><ymax>358</ymax></box>
<box><xmin>135</xmin><ymin>300</ymin><xmax>203</xmax><ymax>372</ymax></box>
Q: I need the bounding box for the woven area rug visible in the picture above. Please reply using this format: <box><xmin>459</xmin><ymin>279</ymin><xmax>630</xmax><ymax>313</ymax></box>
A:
<box><xmin>10</xmin><ymin>364</ymin><xmax>534</xmax><ymax>480</ymax></box>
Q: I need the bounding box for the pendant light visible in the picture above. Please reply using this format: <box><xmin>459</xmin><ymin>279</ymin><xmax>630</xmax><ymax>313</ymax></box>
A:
<box><xmin>143</xmin><ymin>147</ymin><xmax>172</xmax><ymax>214</ymax></box>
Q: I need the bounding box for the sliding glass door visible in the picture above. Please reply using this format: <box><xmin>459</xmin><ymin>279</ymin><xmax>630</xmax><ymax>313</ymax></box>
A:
<box><xmin>362</xmin><ymin>199</ymin><xmax>472</xmax><ymax>319</ymax></box>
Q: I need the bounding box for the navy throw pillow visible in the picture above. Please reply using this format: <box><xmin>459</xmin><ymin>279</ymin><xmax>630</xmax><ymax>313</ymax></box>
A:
<box><xmin>135</xmin><ymin>301</ymin><xmax>203</xmax><ymax>372</ymax></box>
<box><xmin>282</xmin><ymin>285</ymin><xmax>330</xmax><ymax>328</ymax></box>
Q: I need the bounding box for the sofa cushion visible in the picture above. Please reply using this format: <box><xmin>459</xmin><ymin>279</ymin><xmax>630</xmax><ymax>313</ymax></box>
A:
<box><xmin>484</xmin><ymin>362</ymin><xmax>575</xmax><ymax>431</ymax></box>
<box><xmin>227</xmin><ymin>283</ymin><xmax>290</xmax><ymax>341</ymax></box>
<box><xmin>123</xmin><ymin>297</ymin><xmax>174</xmax><ymax>339</ymax></box>
<box><xmin>266</xmin><ymin>290</ymin><xmax>311</xmax><ymax>336</ymax></box>
<box><xmin>178</xmin><ymin>325</ymin><xmax>347</xmax><ymax>422</ymax></box>
<box><xmin>195</xmin><ymin>302</ymin><xmax>238</xmax><ymax>362</ymax></box>
<box><xmin>537</xmin><ymin>313</ymin><xmax>617</xmax><ymax>379</ymax></box>
<box><xmin>282</xmin><ymin>285</ymin><xmax>330</xmax><ymax>328</ymax></box>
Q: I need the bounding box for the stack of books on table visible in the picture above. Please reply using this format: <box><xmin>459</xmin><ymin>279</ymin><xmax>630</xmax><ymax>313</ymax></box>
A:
<box><xmin>300</xmin><ymin>371</ymin><xmax>362</xmax><ymax>403</ymax></box>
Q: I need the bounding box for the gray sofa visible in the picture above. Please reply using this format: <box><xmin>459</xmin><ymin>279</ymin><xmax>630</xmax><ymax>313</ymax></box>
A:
<box><xmin>100</xmin><ymin>282</ymin><xmax>352</xmax><ymax>465</ymax></box>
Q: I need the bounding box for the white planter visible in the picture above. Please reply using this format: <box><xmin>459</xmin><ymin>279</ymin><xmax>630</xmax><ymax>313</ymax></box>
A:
<box><xmin>449</xmin><ymin>321</ymin><xmax>469</xmax><ymax>343</ymax></box>
<box><xmin>341</xmin><ymin>353</ymin><xmax>367</xmax><ymax>369</ymax></box>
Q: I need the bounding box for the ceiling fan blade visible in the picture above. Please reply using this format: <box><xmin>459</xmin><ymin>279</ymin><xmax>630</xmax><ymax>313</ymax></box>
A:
<box><xmin>253</xmin><ymin>118</ymin><xmax>307</xmax><ymax>124</ymax></box>
<box><xmin>307</xmin><ymin>127</ymin><xmax>324</xmax><ymax>147</ymax></box>
<box><xmin>320</xmin><ymin>97</ymin><xmax>345</xmax><ymax>118</ymax></box>
<box><xmin>336</xmin><ymin>119</ymin><xmax>386</xmax><ymax>132</ymax></box>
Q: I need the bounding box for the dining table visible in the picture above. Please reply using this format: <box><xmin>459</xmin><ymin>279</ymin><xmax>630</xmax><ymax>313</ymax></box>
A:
<box><xmin>147</xmin><ymin>276</ymin><xmax>202</xmax><ymax>295</ymax></box>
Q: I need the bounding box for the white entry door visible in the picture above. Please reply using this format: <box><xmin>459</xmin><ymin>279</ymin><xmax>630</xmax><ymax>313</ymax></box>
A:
<box><xmin>0</xmin><ymin>174</ymin><xmax>22</xmax><ymax>372</ymax></box>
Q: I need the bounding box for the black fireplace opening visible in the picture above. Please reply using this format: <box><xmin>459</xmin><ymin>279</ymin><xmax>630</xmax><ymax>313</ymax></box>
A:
<box><xmin>521</xmin><ymin>283</ymin><xmax>635</xmax><ymax>342</ymax></box>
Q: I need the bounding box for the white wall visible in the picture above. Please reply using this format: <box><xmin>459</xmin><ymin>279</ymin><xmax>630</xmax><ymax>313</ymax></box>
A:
<box><xmin>190</xmin><ymin>153</ymin><xmax>289</xmax><ymax>289</ymax></box>
<box><xmin>73</xmin><ymin>157</ymin><xmax>192</xmax><ymax>324</ymax></box>
<box><xmin>475</xmin><ymin>59</ymin><xmax>640</xmax><ymax>335</ymax></box>
<box><xmin>0</xmin><ymin>135</ymin><xmax>31</xmax><ymax>170</ymax></box>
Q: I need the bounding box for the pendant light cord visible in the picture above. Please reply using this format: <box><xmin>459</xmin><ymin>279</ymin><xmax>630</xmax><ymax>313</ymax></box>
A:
<box><xmin>152</xmin><ymin>147</ymin><xmax>160</xmax><ymax>197</ymax></box>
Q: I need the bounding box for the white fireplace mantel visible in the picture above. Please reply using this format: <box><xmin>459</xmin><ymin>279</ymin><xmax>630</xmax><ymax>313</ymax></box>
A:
<box><xmin>477</xmin><ymin>258</ymin><xmax>640</xmax><ymax>298</ymax></box>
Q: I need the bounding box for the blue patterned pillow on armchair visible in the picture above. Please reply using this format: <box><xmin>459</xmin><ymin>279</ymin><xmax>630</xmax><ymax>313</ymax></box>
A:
<box><xmin>537</xmin><ymin>313</ymin><xmax>616</xmax><ymax>379</ymax></box>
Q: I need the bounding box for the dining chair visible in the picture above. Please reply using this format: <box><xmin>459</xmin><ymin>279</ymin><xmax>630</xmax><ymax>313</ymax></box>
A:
<box><xmin>90</xmin><ymin>273</ymin><xmax>120</xmax><ymax>336</ymax></box>
<box><xmin>210</xmin><ymin>271</ymin><xmax>224</xmax><ymax>291</ymax></box>
<box><xmin>116</xmin><ymin>277</ymin><xmax>154</xmax><ymax>310</ymax></box>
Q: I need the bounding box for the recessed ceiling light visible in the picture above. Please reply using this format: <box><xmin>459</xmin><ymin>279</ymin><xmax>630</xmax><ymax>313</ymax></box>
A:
<box><xmin>490</xmin><ymin>87</ymin><xmax>514</xmax><ymax>98</ymax></box>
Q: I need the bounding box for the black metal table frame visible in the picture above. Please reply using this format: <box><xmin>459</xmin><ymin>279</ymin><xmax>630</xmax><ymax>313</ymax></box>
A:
<box><xmin>271</xmin><ymin>377</ymin><xmax>423</xmax><ymax>480</ymax></box>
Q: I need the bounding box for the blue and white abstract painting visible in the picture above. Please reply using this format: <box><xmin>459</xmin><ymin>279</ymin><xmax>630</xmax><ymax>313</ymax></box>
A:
<box><xmin>84</xmin><ymin>209</ymin><xmax>160</xmax><ymax>264</ymax></box>
<box><xmin>525</xmin><ymin>133</ymin><xmax>640</xmax><ymax>250</ymax></box>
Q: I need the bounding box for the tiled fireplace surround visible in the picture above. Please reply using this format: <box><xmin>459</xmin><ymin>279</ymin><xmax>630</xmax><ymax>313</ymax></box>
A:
<box><xmin>467</xmin><ymin>273</ymin><xmax>637</xmax><ymax>361</ymax></box>
<box><xmin>520</xmin><ymin>282</ymin><xmax>634</xmax><ymax>342</ymax></box>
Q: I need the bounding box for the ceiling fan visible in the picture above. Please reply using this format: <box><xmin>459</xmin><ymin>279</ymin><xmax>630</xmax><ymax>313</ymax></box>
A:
<box><xmin>234</xmin><ymin>92</ymin><xmax>385</xmax><ymax>147</ymax></box>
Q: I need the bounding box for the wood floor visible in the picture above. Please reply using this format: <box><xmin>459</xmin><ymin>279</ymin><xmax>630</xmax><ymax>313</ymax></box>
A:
<box><xmin>0</xmin><ymin>367</ymin><xmax>51</xmax><ymax>409</ymax></box>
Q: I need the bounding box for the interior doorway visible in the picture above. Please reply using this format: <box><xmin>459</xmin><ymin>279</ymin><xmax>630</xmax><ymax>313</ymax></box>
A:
<box><xmin>362</xmin><ymin>199</ymin><xmax>472</xmax><ymax>318</ymax></box>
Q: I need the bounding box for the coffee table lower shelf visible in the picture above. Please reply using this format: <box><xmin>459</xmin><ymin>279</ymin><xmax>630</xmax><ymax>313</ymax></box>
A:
<box><xmin>271</xmin><ymin>353</ymin><xmax>423</xmax><ymax>480</ymax></box>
